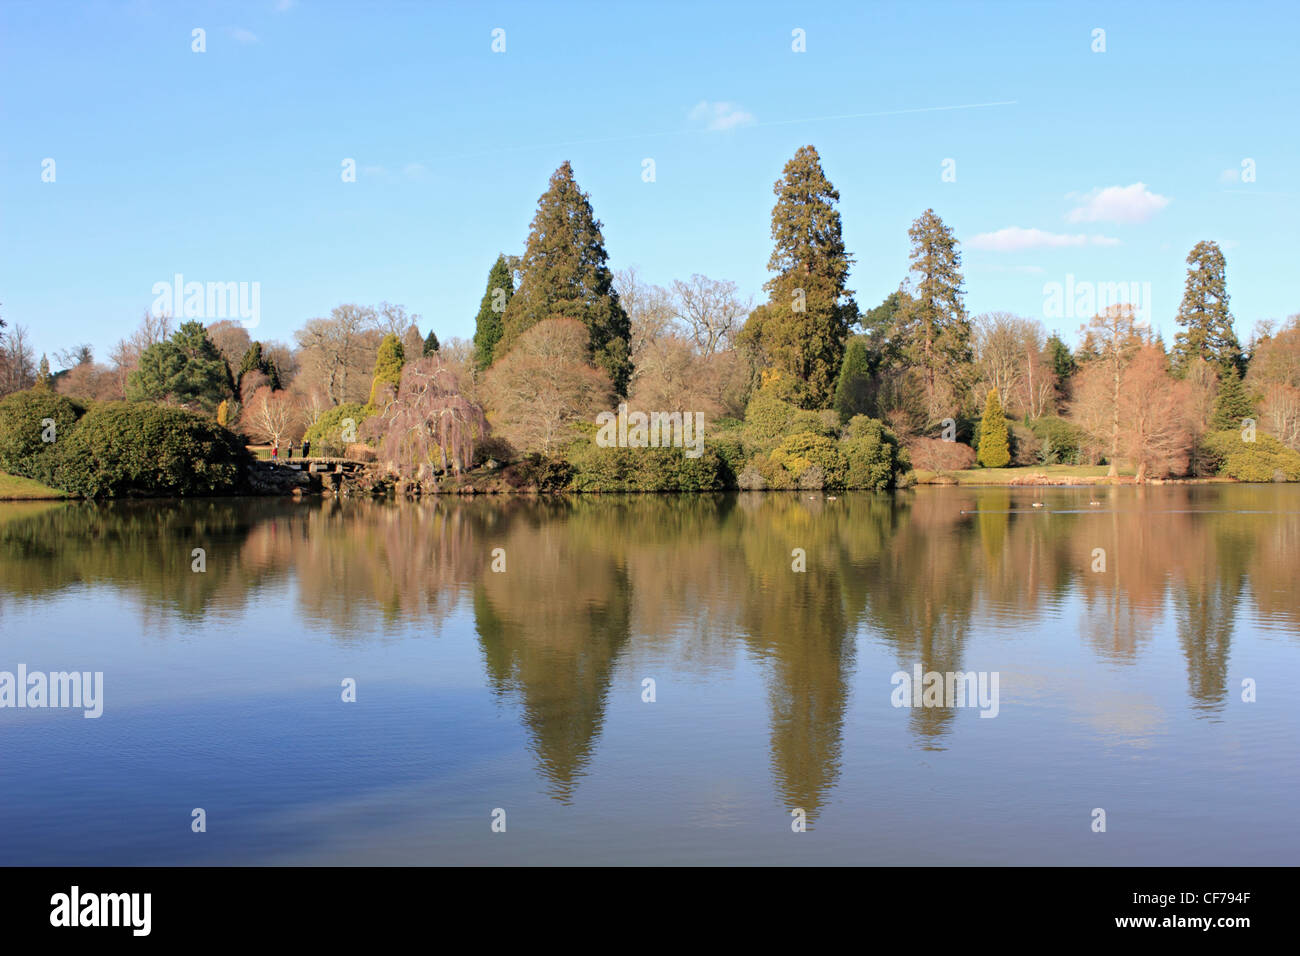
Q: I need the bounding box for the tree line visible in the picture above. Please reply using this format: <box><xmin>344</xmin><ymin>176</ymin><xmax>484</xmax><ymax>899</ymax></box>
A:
<box><xmin>5</xmin><ymin>145</ymin><xmax>1300</xmax><ymax>488</ymax></box>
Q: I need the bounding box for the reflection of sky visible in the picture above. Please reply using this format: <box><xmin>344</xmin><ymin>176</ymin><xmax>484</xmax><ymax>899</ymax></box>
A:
<box><xmin>0</xmin><ymin>492</ymin><xmax>1297</xmax><ymax>866</ymax></box>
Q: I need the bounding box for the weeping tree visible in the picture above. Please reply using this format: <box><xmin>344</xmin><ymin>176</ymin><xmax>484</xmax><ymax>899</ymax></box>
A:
<box><xmin>363</xmin><ymin>355</ymin><xmax>487</xmax><ymax>476</ymax></box>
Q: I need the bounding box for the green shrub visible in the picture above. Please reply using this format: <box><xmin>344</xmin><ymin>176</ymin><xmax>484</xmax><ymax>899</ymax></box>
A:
<box><xmin>1028</xmin><ymin>416</ymin><xmax>1085</xmax><ymax>465</ymax></box>
<box><xmin>767</xmin><ymin>432</ymin><xmax>847</xmax><ymax>490</ymax></box>
<box><xmin>507</xmin><ymin>453</ymin><xmax>572</xmax><ymax>491</ymax></box>
<box><xmin>1199</xmin><ymin>430</ymin><xmax>1300</xmax><ymax>482</ymax></box>
<box><xmin>842</xmin><ymin>416</ymin><xmax>909</xmax><ymax>490</ymax></box>
<box><xmin>51</xmin><ymin>402</ymin><xmax>247</xmax><ymax>497</ymax></box>
<box><xmin>742</xmin><ymin>387</ymin><xmax>802</xmax><ymax>450</ymax></box>
<box><xmin>302</xmin><ymin>403</ymin><xmax>372</xmax><ymax>457</ymax></box>
<box><xmin>567</xmin><ymin>441</ymin><xmax>725</xmax><ymax>492</ymax></box>
<box><xmin>0</xmin><ymin>389</ymin><xmax>84</xmax><ymax>483</ymax></box>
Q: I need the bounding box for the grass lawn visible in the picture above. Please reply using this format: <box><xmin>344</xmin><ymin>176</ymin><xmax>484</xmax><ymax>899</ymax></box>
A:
<box><xmin>0</xmin><ymin>471</ymin><xmax>70</xmax><ymax>500</ymax></box>
<box><xmin>911</xmin><ymin>464</ymin><xmax>1131</xmax><ymax>485</ymax></box>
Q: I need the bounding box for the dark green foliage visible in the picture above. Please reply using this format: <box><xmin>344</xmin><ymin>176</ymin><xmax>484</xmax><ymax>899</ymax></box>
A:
<box><xmin>51</xmin><ymin>402</ymin><xmax>247</xmax><ymax>497</ymax></box>
<box><xmin>1173</xmin><ymin>240</ymin><xmax>1242</xmax><ymax>377</ymax></box>
<box><xmin>423</xmin><ymin>330</ymin><xmax>440</xmax><ymax>356</ymax></box>
<box><xmin>976</xmin><ymin>389</ymin><xmax>1010</xmax><ymax>468</ymax></box>
<box><xmin>738</xmin><ymin>146</ymin><xmax>856</xmax><ymax>409</ymax></box>
<box><xmin>1209</xmin><ymin>367</ymin><xmax>1256</xmax><ymax>431</ymax></box>
<box><xmin>127</xmin><ymin>320</ymin><xmax>231</xmax><ymax>412</ymax></box>
<box><xmin>302</xmin><ymin>403</ymin><xmax>372</xmax><ymax>456</ymax></box>
<box><xmin>472</xmin><ymin>255</ymin><xmax>510</xmax><ymax>367</ymax></box>
<box><xmin>567</xmin><ymin>442</ymin><xmax>726</xmax><ymax>492</ymax></box>
<box><xmin>499</xmin><ymin>164</ymin><xmax>632</xmax><ymax>393</ymax></box>
<box><xmin>0</xmin><ymin>389</ymin><xmax>84</xmax><ymax>483</ymax></box>
<box><xmin>1028</xmin><ymin>416</ymin><xmax>1085</xmax><ymax>465</ymax></box>
<box><xmin>833</xmin><ymin>334</ymin><xmax>873</xmax><ymax>423</ymax></box>
<box><xmin>508</xmin><ymin>453</ymin><xmax>573</xmax><ymax>492</ymax></box>
<box><xmin>1046</xmin><ymin>333</ymin><xmax>1076</xmax><ymax>400</ymax></box>
<box><xmin>842</xmin><ymin>416</ymin><xmax>909</xmax><ymax>490</ymax></box>
<box><xmin>861</xmin><ymin>292</ymin><xmax>902</xmax><ymax>339</ymax></box>
<box><xmin>1199</xmin><ymin>430</ymin><xmax>1300</xmax><ymax>481</ymax></box>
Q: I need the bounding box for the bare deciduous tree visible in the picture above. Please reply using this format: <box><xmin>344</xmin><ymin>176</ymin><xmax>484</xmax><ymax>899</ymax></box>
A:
<box><xmin>483</xmin><ymin>319</ymin><xmax>613</xmax><ymax>454</ymax></box>
<box><xmin>294</xmin><ymin>305</ymin><xmax>381</xmax><ymax>406</ymax></box>
<box><xmin>240</xmin><ymin>386</ymin><xmax>303</xmax><ymax>447</ymax></box>
<box><xmin>671</xmin><ymin>274</ymin><xmax>749</xmax><ymax>356</ymax></box>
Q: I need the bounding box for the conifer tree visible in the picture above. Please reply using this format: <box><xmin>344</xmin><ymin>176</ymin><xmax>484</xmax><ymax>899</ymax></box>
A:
<box><xmin>738</xmin><ymin>145</ymin><xmax>855</xmax><ymax>409</ymax></box>
<box><xmin>499</xmin><ymin>164</ymin><xmax>632</xmax><ymax>393</ymax></box>
<box><xmin>895</xmin><ymin>209</ymin><xmax>971</xmax><ymax>420</ymax></box>
<box><xmin>472</xmin><ymin>255</ymin><xmax>511</xmax><ymax>367</ymax></box>
<box><xmin>424</xmin><ymin>330</ymin><xmax>440</xmax><ymax>356</ymax></box>
<box><xmin>1209</xmin><ymin>366</ymin><xmax>1256</xmax><ymax>431</ymax></box>
<box><xmin>977</xmin><ymin>387</ymin><xmax>1010</xmax><ymax>468</ymax></box>
<box><xmin>833</xmin><ymin>334</ymin><xmax>873</xmax><ymax>423</ymax></box>
<box><xmin>1173</xmin><ymin>240</ymin><xmax>1241</xmax><ymax>377</ymax></box>
<box><xmin>369</xmin><ymin>333</ymin><xmax>405</xmax><ymax>406</ymax></box>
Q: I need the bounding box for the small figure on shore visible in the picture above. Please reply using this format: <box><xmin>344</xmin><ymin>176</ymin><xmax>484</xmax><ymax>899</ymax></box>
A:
<box><xmin>287</xmin><ymin>440</ymin><xmax>295</xmax><ymax>459</ymax></box>
<box><xmin>302</xmin><ymin>440</ymin><xmax>311</xmax><ymax>459</ymax></box>
<box><xmin>271</xmin><ymin>443</ymin><xmax>279</xmax><ymax>460</ymax></box>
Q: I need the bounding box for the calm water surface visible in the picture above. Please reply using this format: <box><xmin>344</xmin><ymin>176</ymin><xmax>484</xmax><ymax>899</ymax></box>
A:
<box><xmin>0</xmin><ymin>486</ymin><xmax>1296</xmax><ymax>865</ymax></box>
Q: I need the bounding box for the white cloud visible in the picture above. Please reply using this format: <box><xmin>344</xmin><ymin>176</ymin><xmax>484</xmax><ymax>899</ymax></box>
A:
<box><xmin>1065</xmin><ymin>183</ymin><xmax>1169</xmax><ymax>223</ymax></box>
<box><xmin>1219</xmin><ymin>168</ymin><xmax>1243</xmax><ymax>185</ymax></box>
<box><xmin>688</xmin><ymin>100</ymin><xmax>755</xmax><ymax>132</ymax></box>
<box><xmin>274</xmin><ymin>0</ymin><xmax>296</xmax><ymax>11</ymax></box>
<box><xmin>228</xmin><ymin>27</ymin><xmax>260</xmax><ymax>44</ymax></box>
<box><xmin>967</xmin><ymin>227</ymin><xmax>1120</xmax><ymax>252</ymax></box>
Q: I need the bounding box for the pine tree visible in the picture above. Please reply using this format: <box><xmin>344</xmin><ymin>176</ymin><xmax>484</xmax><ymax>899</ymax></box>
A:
<box><xmin>833</xmin><ymin>335</ymin><xmax>873</xmax><ymax>423</ymax></box>
<box><xmin>36</xmin><ymin>354</ymin><xmax>51</xmax><ymax>390</ymax></box>
<box><xmin>1173</xmin><ymin>240</ymin><xmax>1241</xmax><ymax>377</ymax></box>
<box><xmin>499</xmin><ymin>163</ymin><xmax>632</xmax><ymax>394</ymax></box>
<box><xmin>977</xmin><ymin>388</ymin><xmax>1010</xmax><ymax>468</ymax></box>
<box><xmin>738</xmin><ymin>145</ymin><xmax>855</xmax><ymax>409</ymax></box>
<box><xmin>472</xmin><ymin>255</ymin><xmax>511</xmax><ymax>367</ymax></box>
<box><xmin>423</xmin><ymin>330</ymin><xmax>440</xmax><ymax>356</ymax></box>
<box><xmin>895</xmin><ymin>209</ymin><xmax>971</xmax><ymax>420</ymax></box>
<box><xmin>127</xmin><ymin>320</ymin><xmax>230</xmax><ymax>411</ymax></box>
<box><xmin>1209</xmin><ymin>366</ymin><xmax>1256</xmax><ymax>431</ymax></box>
<box><xmin>369</xmin><ymin>333</ymin><xmax>405</xmax><ymax>406</ymax></box>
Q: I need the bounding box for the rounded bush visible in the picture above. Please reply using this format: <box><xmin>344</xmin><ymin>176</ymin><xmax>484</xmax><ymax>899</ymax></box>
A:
<box><xmin>0</xmin><ymin>389</ymin><xmax>84</xmax><ymax>483</ymax></box>
<box><xmin>51</xmin><ymin>402</ymin><xmax>247</xmax><ymax>498</ymax></box>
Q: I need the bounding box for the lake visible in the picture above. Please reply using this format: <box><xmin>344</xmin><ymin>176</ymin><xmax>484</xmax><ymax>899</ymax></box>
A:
<box><xmin>0</xmin><ymin>485</ymin><xmax>1296</xmax><ymax>865</ymax></box>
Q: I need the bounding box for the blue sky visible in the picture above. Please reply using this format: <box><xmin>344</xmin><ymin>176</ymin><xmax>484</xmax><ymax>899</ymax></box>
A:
<box><xmin>2</xmin><ymin>0</ymin><xmax>1297</xmax><ymax>364</ymax></box>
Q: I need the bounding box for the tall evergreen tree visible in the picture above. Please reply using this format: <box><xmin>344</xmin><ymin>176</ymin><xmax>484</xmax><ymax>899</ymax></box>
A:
<box><xmin>36</xmin><ymin>354</ymin><xmax>51</xmax><ymax>390</ymax></box>
<box><xmin>738</xmin><ymin>145</ymin><xmax>856</xmax><ymax>409</ymax></box>
<box><xmin>499</xmin><ymin>164</ymin><xmax>632</xmax><ymax>394</ymax></box>
<box><xmin>1173</xmin><ymin>240</ymin><xmax>1241</xmax><ymax>377</ymax></box>
<box><xmin>1209</xmin><ymin>367</ymin><xmax>1256</xmax><ymax>431</ymax></box>
<box><xmin>833</xmin><ymin>335</ymin><xmax>873</xmax><ymax>423</ymax></box>
<box><xmin>424</xmin><ymin>330</ymin><xmax>441</xmax><ymax>356</ymax></box>
<box><xmin>1046</xmin><ymin>332</ymin><xmax>1077</xmax><ymax>401</ymax></box>
<box><xmin>895</xmin><ymin>209</ymin><xmax>970</xmax><ymax>421</ymax></box>
<box><xmin>472</xmin><ymin>254</ymin><xmax>511</xmax><ymax>367</ymax></box>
